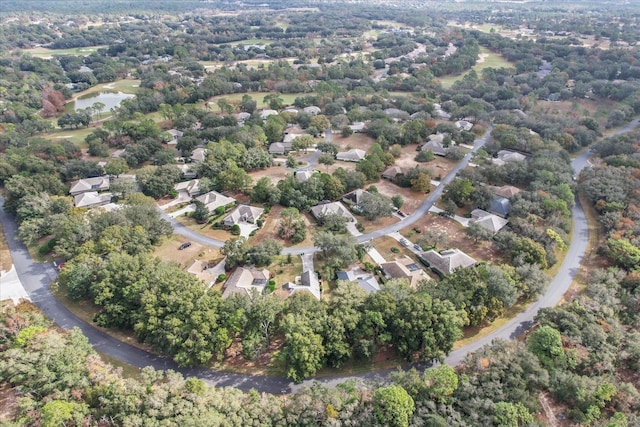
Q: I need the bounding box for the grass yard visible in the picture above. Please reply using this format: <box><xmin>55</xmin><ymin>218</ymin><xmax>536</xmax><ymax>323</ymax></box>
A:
<box><xmin>16</xmin><ymin>45</ymin><xmax>108</xmax><ymax>58</ymax></box>
<box><xmin>249</xmin><ymin>205</ymin><xmax>318</xmax><ymax>249</ymax></box>
<box><xmin>268</xmin><ymin>254</ymin><xmax>303</xmax><ymax>289</ymax></box>
<box><xmin>41</xmin><ymin>126</ymin><xmax>95</xmax><ymax>148</ymax></box>
<box><xmin>438</xmin><ymin>47</ymin><xmax>515</xmax><ymax>89</ymax></box>
<box><xmin>207</xmin><ymin>91</ymin><xmax>311</xmax><ymax>110</ymax></box>
<box><xmin>153</xmin><ymin>234</ymin><xmax>220</xmax><ymax>270</ymax></box>
<box><xmin>368</xmin><ymin>235</ymin><xmax>417</xmax><ymax>262</ymax></box>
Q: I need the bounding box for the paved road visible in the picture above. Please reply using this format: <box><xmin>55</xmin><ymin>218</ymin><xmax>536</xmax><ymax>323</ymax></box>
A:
<box><xmin>4</xmin><ymin>119</ymin><xmax>637</xmax><ymax>393</ymax></box>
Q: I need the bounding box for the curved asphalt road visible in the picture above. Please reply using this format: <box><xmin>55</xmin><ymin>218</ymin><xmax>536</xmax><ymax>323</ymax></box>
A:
<box><xmin>3</xmin><ymin>120</ymin><xmax>638</xmax><ymax>393</ymax></box>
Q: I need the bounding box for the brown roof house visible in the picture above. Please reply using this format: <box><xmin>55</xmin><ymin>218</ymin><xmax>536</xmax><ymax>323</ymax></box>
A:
<box><xmin>69</xmin><ymin>176</ymin><xmax>110</xmax><ymax>196</ymax></box>
<box><xmin>222</xmin><ymin>267</ymin><xmax>270</xmax><ymax>298</ymax></box>
<box><xmin>493</xmin><ymin>185</ymin><xmax>522</xmax><ymax>199</ymax></box>
<box><xmin>493</xmin><ymin>150</ymin><xmax>527</xmax><ymax>166</ymax></box>
<box><xmin>382</xmin><ymin>166</ymin><xmax>406</xmax><ymax>180</ymax></box>
<box><xmin>380</xmin><ymin>256</ymin><xmax>430</xmax><ymax>288</ymax></box>
<box><xmin>420</xmin><ymin>248</ymin><xmax>477</xmax><ymax>276</ymax></box>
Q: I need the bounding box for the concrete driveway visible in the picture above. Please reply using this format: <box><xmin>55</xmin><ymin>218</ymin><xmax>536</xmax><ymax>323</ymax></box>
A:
<box><xmin>0</xmin><ymin>265</ymin><xmax>30</xmax><ymax>304</ymax></box>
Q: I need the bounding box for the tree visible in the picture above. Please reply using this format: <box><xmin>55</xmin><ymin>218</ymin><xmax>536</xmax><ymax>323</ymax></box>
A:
<box><xmin>216</xmin><ymin>98</ymin><xmax>234</xmax><ymax>115</ymax></box>
<box><xmin>263</xmin><ymin>93</ymin><xmax>284</xmax><ymax>110</ymax></box>
<box><xmin>221</xmin><ymin>237</ymin><xmax>249</xmax><ymax>269</ymax></box>
<box><xmin>92</xmin><ymin>101</ymin><xmax>106</xmax><ymax>120</ymax></box>
<box><xmin>109</xmin><ymin>177</ymin><xmax>137</xmax><ymax>199</ymax></box>
<box><xmin>410</xmin><ymin>171</ymin><xmax>431</xmax><ymax>193</ymax></box>
<box><xmin>251</xmin><ymin>177</ymin><xmax>281</xmax><ymax>205</ymax></box>
<box><xmin>104</xmin><ymin>158</ymin><xmax>129</xmax><ymax>177</ymax></box>
<box><xmin>466</xmin><ymin>221</ymin><xmax>494</xmax><ymax>242</ymax></box>
<box><xmin>277</xmin><ymin>207</ymin><xmax>306</xmax><ymax>244</ymax></box>
<box><xmin>527</xmin><ymin>325</ymin><xmax>566</xmax><ymax>369</ymax></box>
<box><xmin>316</xmin><ymin>141</ymin><xmax>338</xmax><ymax>155</ymax></box>
<box><xmin>359</xmin><ymin>192</ymin><xmax>393</xmax><ymax>221</ymax></box>
<box><xmin>423</xmin><ymin>365</ymin><xmax>459</xmax><ymax>404</ymax></box>
<box><xmin>286</xmin><ymin>155</ymin><xmax>296</xmax><ymax>169</ymax></box>
<box><xmin>444</xmin><ymin>178</ymin><xmax>474</xmax><ymax>206</ymax></box>
<box><xmin>318</xmin><ymin>153</ymin><xmax>335</xmax><ymax>173</ymax></box>
<box><xmin>247</xmin><ymin>239</ymin><xmax>282</xmax><ymax>266</ymax></box>
<box><xmin>240</xmin><ymin>94</ymin><xmax>257</xmax><ymax>113</ymax></box>
<box><xmin>280</xmin><ymin>314</ymin><xmax>325</xmax><ymax>383</ymax></box>
<box><xmin>494</xmin><ymin>402</ymin><xmax>534</xmax><ymax>427</ymax></box>
<box><xmin>373</xmin><ymin>386</ymin><xmax>415</xmax><ymax>427</ymax></box>
<box><xmin>192</xmin><ymin>200</ymin><xmax>210</xmax><ymax>224</ymax></box>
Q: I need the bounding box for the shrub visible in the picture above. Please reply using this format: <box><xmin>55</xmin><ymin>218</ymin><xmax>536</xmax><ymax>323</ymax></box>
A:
<box><xmin>231</xmin><ymin>224</ymin><xmax>241</xmax><ymax>235</ymax></box>
<box><xmin>390</xmin><ymin>246</ymin><xmax>400</xmax><ymax>254</ymax></box>
<box><xmin>216</xmin><ymin>273</ymin><xmax>227</xmax><ymax>282</ymax></box>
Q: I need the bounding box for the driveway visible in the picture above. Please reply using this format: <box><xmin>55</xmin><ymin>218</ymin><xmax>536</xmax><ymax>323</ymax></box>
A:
<box><xmin>0</xmin><ymin>266</ymin><xmax>30</xmax><ymax>304</ymax></box>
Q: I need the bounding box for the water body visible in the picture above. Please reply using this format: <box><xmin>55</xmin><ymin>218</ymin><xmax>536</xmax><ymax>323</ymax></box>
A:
<box><xmin>66</xmin><ymin>91</ymin><xmax>135</xmax><ymax>113</ymax></box>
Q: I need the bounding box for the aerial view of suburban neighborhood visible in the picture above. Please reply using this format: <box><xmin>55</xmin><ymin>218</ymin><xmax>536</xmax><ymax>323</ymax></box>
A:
<box><xmin>0</xmin><ymin>0</ymin><xmax>639</xmax><ymax>425</ymax></box>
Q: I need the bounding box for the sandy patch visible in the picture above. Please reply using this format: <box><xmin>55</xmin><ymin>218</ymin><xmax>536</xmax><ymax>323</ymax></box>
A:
<box><xmin>476</xmin><ymin>53</ymin><xmax>489</xmax><ymax>64</ymax></box>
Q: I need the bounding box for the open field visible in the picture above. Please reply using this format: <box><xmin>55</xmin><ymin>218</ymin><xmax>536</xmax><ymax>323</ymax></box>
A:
<box><xmin>207</xmin><ymin>91</ymin><xmax>311</xmax><ymax>110</ymax></box>
<box><xmin>438</xmin><ymin>46</ymin><xmax>514</xmax><ymax>89</ymax></box>
<box><xmin>16</xmin><ymin>45</ymin><xmax>108</xmax><ymax>58</ymax></box>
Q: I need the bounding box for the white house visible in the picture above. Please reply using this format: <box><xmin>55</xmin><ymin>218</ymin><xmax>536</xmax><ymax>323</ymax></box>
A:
<box><xmin>420</xmin><ymin>248</ymin><xmax>477</xmax><ymax>276</ymax></box>
<box><xmin>174</xmin><ymin>179</ymin><xmax>203</xmax><ymax>197</ymax></box>
<box><xmin>223</xmin><ymin>204</ymin><xmax>264</xmax><ymax>226</ymax></box>
<box><xmin>74</xmin><ymin>191</ymin><xmax>113</xmax><ymax>208</ymax></box>
<box><xmin>165</xmin><ymin>129</ymin><xmax>183</xmax><ymax>145</ymax></box>
<box><xmin>195</xmin><ymin>191</ymin><xmax>236</xmax><ymax>213</ymax></box>
<box><xmin>69</xmin><ymin>176</ymin><xmax>110</xmax><ymax>196</ymax></box>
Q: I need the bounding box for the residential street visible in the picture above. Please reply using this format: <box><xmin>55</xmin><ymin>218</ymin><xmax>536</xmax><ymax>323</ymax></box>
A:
<box><xmin>2</xmin><ymin>120</ymin><xmax>635</xmax><ymax>393</ymax></box>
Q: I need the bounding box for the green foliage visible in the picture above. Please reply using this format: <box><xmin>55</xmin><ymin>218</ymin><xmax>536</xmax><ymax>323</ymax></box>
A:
<box><xmin>373</xmin><ymin>385</ymin><xmax>415</xmax><ymax>427</ymax></box>
<box><xmin>527</xmin><ymin>325</ymin><xmax>566</xmax><ymax>369</ymax></box>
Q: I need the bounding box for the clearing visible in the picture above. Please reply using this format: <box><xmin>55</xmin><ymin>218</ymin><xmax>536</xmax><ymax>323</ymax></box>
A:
<box><xmin>437</xmin><ymin>46</ymin><xmax>515</xmax><ymax>89</ymax></box>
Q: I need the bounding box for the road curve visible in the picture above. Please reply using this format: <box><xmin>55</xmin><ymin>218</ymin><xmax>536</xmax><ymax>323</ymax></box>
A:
<box><xmin>3</xmin><ymin>120</ymin><xmax>637</xmax><ymax>393</ymax></box>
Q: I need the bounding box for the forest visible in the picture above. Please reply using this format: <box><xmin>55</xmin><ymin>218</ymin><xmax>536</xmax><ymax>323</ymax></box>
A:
<box><xmin>1</xmin><ymin>0</ymin><xmax>639</xmax><ymax>425</ymax></box>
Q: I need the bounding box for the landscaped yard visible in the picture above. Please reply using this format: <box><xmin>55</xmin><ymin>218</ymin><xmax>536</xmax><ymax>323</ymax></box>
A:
<box><xmin>16</xmin><ymin>45</ymin><xmax>108</xmax><ymax>58</ymax></box>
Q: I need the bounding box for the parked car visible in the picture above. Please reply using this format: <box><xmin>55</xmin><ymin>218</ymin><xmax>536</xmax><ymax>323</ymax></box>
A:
<box><xmin>413</xmin><ymin>243</ymin><xmax>422</xmax><ymax>251</ymax></box>
<box><xmin>399</xmin><ymin>238</ymin><xmax>409</xmax><ymax>247</ymax></box>
<box><xmin>178</xmin><ymin>242</ymin><xmax>192</xmax><ymax>250</ymax></box>
<box><xmin>397</xmin><ymin>211</ymin><xmax>406</xmax><ymax>217</ymax></box>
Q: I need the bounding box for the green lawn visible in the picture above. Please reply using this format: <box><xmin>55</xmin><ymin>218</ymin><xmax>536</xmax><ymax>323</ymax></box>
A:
<box><xmin>15</xmin><ymin>45</ymin><xmax>108</xmax><ymax>58</ymax></box>
<box><xmin>208</xmin><ymin>91</ymin><xmax>313</xmax><ymax>110</ymax></box>
<box><xmin>438</xmin><ymin>46</ymin><xmax>514</xmax><ymax>89</ymax></box>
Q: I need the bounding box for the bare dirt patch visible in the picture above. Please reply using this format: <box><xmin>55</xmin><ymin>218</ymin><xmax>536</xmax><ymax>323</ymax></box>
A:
<box><xmin>372</xmin><ymin>179</ymin><xmax>428</xmax><ymax>215</ymax></box>
<box><xmin>248</xmin><ymin>163</ymin><xmax>290</xmax><ymax>183</ymax></box>
<box><xmin>0</xmin><ymin>384</ymin><xmax>18</xmax><ymax>422</ymax></box>
<box><xmin>0</xmin><ymin>224</ymin><xmax>12</xmax><ymax>271</ymax></box>
<box><xmin>333</xmin><ymin>132</ymin><xmax>376</xmax><ymax>151</ymax></box>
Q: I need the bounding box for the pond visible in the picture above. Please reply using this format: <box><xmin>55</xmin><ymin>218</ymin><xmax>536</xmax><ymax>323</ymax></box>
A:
<box><xmin>66</xmin><ymin>91</ymin><xmax>135</xmax><ymax>114</ymax></box>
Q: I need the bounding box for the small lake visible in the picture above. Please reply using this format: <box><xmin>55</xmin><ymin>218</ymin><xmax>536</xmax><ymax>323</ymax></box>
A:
<box><xmin>66</xmin><ymin>91</ymin><xmax>135</xmax><ymax>113</ymax></box>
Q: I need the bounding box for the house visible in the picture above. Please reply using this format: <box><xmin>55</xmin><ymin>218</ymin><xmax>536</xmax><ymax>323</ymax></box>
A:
<box><xmin>69</xmin><ymin>176</ymin><xmax>110</xmax><ymax>196</ymax></box>
<box><xmin>310</xmin><ymin>201</ymin><xmax>355</xmax><ymax>223</ymax></box>
<box><xmin>190</xmin><ymin>147</ymin><xmax>207</xmax><ymax>163</ymax></box>
<box><xmin>493</xmin><ymin>150</ymin><xmax>527</xmax><ymax>166</ymax></box>
<box><xmin>236</xmin><ymin>112</ymin><xmax>251</xmax><ymax>125</ymax></box>
<box><xmin>165</xmin><ymin>129</ymin><xmax>183</xmax><ymax>145</ymax></box>
<box><xmin>260</xmin><ymin>109</ymin><xmax>278</xmax><ymax>120</ymax></box>
<box><xmin>384</xmin><ymin>108</ymin><xmax>410</xmax><ymax>120</ymax></box>
<box><xmin>349</xmin><ymin>122</ymin><xmax>366</xmax><ymax>133</ymax></box>
<box><xmin>222</xmin><ymin>267</ymin><xmax>270</xmax><ymax>298</ymax></box>
<box><xmin>303</xmin><ymin>106</ymin><xmax>321</xmax><ymax>115</ymax></box>
<box><xmin>337</xmin><ymin>268</ymin><xmax>380</xmax><ymax>294</ymax></box>
<box><xmin>223</xmin><ymin>204</ymin><xmax>264</xmax><ymax>226</ymax></box>
<box><xmin>295</xmin><ymin>170</ymin><xmax>314</xmax><ymax>182</ymax></box>
<box><xmin>284</xmin><ymin>270</ymin><xmax>321</xmax><ymax>300</ymax></box>
<box><xmin>177</xmin><ymin>164</ymin><xmax>198</xmax><ymax>179</ymax></box>
<box><xmin>336</xmin><ymin>148</ymin><xmax>366</xmax><ymax>162</ymax></box>
<box><xmin>283</xmin><ymin>133</ymin><xmax>305</xmax><ymax>144</ymax></box>
<box><xmin>489</xmin><ymin>196</ymin><xmax>512</xmax><ymax>218</ymax></box>
<box><xmin>493</xmin><ymin>185</ymin><xmax>521</xmax><ymax>199</ymax></box>
<box><xmin>174</xmin><ymin>179</ymin><xmax>203</xmax><ymax>197</ymax></box>
<box><xmin>195</xmin><ymin>191</ymin><xmax>236</xmax><ymax>213</ymax></box>
<box><xmin>342</xmin><ymin>189</ymin><xmax>370</xmax><ymax>208</ymax></box>
<box><xmin>470</xmin><ymin>209</ymin><xmax>509</xmax><ymax>233</ymax></box>
<box><xmin>420</xmin><ymin>134</ymin><xmax>450</xmax><ymax>156</ymax></box>
<box><xmin>419</xmin><ymin>249</ymin><xmax>477</xmax><ymax>276</ymax></box>
<box><xmin>74</xmin><ymin>191</ymin><xmax>113</xmax><ymax>208</ymax></box>
<box><xmin>380</xmin><ymin>256</ymin><xmax>430</xmax><ymax>288</ymax></box>
<box><xmin>268</xmin><ymin>142</ymin><xmax>293</xmax><ymax>155</ymax></box>
<box><xmin>111</xmin><ymin>149</ymin><xmax>126</xmax><ymax>158</ymax></box>
<box><xmin>382</xmin><ymin>166</ymin><xmax>406</xmax><ymax>180</ymax></box>
<box><xmin>455</xmin><ymin>120</ymin><xmax>474</xmax><ymax>131</ymax></box>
